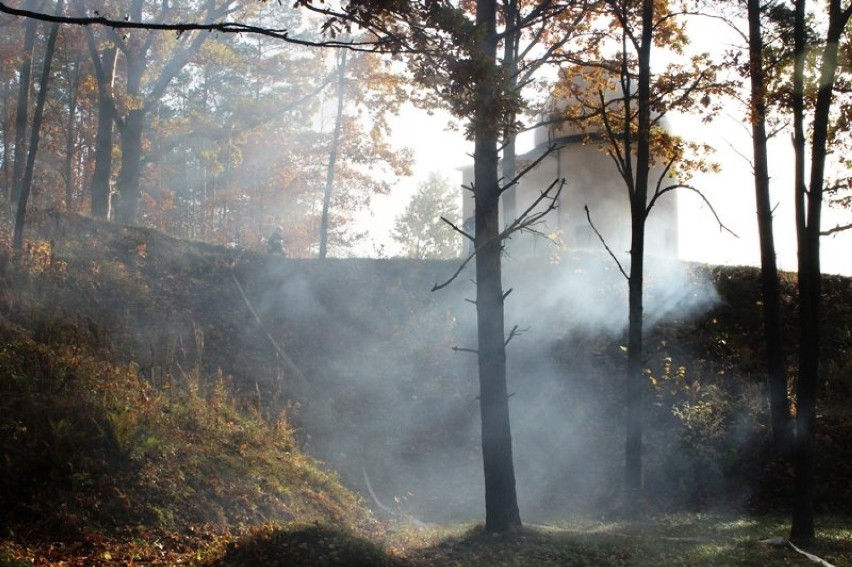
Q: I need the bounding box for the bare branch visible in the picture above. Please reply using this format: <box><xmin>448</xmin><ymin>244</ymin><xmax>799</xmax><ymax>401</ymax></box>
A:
<box><xmin>435</xmin><ymin>179</ymin><xmax>561</xmax><ymax>293</ymax></box>
<box><xmin>505</xmin><ymin>325</ymin><xmax>527</xmax><ymax>347</ymax></box>
<box><xmin>229</xmin><ymin>269</ymin><xmax>308</xmax><ymax>387</ymax></box>
<box><xmin>441</xmin><ymin>216</ymin><xmax>474</xmax><ymax>242</ymax></box>
<box><xmin>432</xmin><ymin>248</ymin><xmax>477</xmax><ymax>291</ymax></box>
<box><xmin>584</xmin><ymin>204</ymin><xmax>629</xmax><ymax>280</ymax></box>
<box><xmin>724</xmin><ymin>135</ymin><xmax>756</xmax><ymax>171</ymax></box>
<box><xmin>500</xmin><ymin>178</ymin><xmax>563</xmax><ymax>240</ymax></box>
<box><xmin>0</xmin><ymin>1</ymin><xmax>393</xmax><ymax>51</ymax></box>
<box><xmin>821</xmin><ymin>222</ymin><xmax>852</xmax><ymax>237</ymax></box>
<box><xmin>597</xmin><ymin>90</ymin><xmax>631</xmax><ymax>187</ymax></box>
<box><xmin>452</xmin><ymin>346</ymin><xmax>478</xmax><ymax>355</ymax></box>
<box><xmin>653</xmin><ymin>184</ymin><xmax>739</xmax><ymax>238</ymax></box>
<box><xmin>645</xmin><ymin>154</ymin><xmax>677</xmax><ymax>217</ymax></box>
<box><xmin>499</xmin><ymin>142</ymin><xmax>559</xmax><ymax>195</ymax></box>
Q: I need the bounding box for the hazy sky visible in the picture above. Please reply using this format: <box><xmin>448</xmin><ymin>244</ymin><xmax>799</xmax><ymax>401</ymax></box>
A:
<box><xmin>369</xmin><ymin>101</ymin><xmax>852</xmax><ymax>275</ymax></box>
<box><xmin>368</xmin><ymin>15</ymin><xmax>852</xmax><ymax>276</ymax></box>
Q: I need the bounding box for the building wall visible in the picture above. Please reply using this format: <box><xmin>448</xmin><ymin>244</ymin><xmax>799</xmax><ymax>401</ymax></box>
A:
<box><xmin>461</xmin><ymin>137</ymin><xmax>679</xmax><ymax>260</ymax></box>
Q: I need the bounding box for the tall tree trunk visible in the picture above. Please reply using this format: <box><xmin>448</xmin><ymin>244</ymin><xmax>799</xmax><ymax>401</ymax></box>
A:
<box><xmin>10</xmin><ymin>10</ymin><xmax>40</xmax><ymax>210</ymax></box>
<box><xmin>114</xmin><ymin>109</ymin><xmax>145</xmax><ymax>224</ymax></box>
<box><xmin>474</xmin><ymin>0</ymin><xmax>521</xmax><ymax>533</ymax></box>
<box><xmin>789</xmin><ymin>0</ymin><xmax>850</xmax><ymax>544</ymax></box>
<box><xmin>789</xmin><ymin>0</ymin><xmax>811</xmax><ymax>539</ymax></box>
<box><xmin>748</xmin><ymin>0</ymin><xmax>790</xmax><ymax>454</ymax></box>
<box><xmin>63</xmin><ymin>54</ymin><xmax>80</xmax><ymax>209</ymax></box>
<box><xmin>85</xmin><ymin>38</ymin><xmax>117</xmax><ymax>219</ymax></box>
<box><xmin>623</xmin><ymin>0</ymin><xmax>653</xmax><ymax>517</ymax></box>
<box><xmin>501</xmin><ymin>0</ymin><xmax>519</xmax><ymax>228</ymax></box>
<box><xmin>13</xmin><ymin>0</ymin><xmax>63</xmax><ymax>249</ymax></box>
<box><xmin>91</xmin><ymin>84</ymin><xmax>115</xmax><ymax>217</ymax></box>
<box><xmin>319</xmin><ymin>49</ymin><xmax>346</xmax><ymax>259</ymax></box>
<box><xmin>2</xmin><ymin>78</ymin><xmax>11</xmax><ymax>201</ymax></box>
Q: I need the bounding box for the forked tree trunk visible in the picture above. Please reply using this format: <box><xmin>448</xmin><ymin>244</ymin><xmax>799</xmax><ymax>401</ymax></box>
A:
<box><xmin>500</xmin><ymin>0</ymin><xmax>519</xmax><ymax>228</ymax></box>
<box><xmin>789</xmin><ymin>0</ymin><xmax>850</xmax><ymax>544</ymax></box>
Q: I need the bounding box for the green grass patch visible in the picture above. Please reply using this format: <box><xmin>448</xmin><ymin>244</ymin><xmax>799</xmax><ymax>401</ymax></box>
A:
<box><xmin>384</xmin><ymin>514</ymin><xmax>852</xmax><ymax>566</ymax></box>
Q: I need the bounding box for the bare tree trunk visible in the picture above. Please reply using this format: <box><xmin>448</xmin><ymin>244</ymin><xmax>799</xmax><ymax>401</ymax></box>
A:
<box><xmin>10</xmin><ymin>10</ymin><xmax>40</xmax><ymax>211</ymax></box>
<box><xmin>13</xmin><ymin>0</ymin><xmax>63</xmax><ymax>249</ymax></box>
<box><xmin>114</xmin><ymin>109</ymin><xmax>145</xmax><ymax>224</ymax></box>
<box><xmin>81</xmin><ymin>19</ymin><xmax>117</xmax><ymax>218</ymax></box>
<box><xmin>63</xmin><ymin>54</ymin><xmax>80</xmax><ymax>209</ymax></box>
<box><xmin>622</xmin><ymin>0</ymin><xmax>653</xmax><ymax>517</ymax></box>
<box><xmin>319</xmin><ymin>49</ymin><xmax>346</xmax><ymax>259</ymax></box>
<box><xmin>474</xmin><ymin>0</ymin><xmax>521</xmax><ymax>534</ymax></box>
<box><xmin>789</xmin><ymin>0</ymin><xmax>850</xmax><ymax>544</ymax></box>
<box><xmin>90</xmin><ymin>82</ymin><xmax>115</xmax><ymax>217</ymax></box>
<box><xmin>747</xmin><ymin>0</ymin><xmax>790</xmax><ymax>455</ymax></box>
<box><xmin>2</xmin><ymin>78</ymin><xmax>11</xmax><ymax>202</ymax></box>
<box><xmin>501</xmin><ymin>0</ymin><xmax>519</xmax><ymax>228</ymax></box>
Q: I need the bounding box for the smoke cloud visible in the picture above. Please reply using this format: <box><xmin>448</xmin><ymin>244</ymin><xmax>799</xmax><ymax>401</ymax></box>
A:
<box><xmin>248</xmin><ymin>243</ymin><xmax>719</xmax><ymax>523</ymax></box>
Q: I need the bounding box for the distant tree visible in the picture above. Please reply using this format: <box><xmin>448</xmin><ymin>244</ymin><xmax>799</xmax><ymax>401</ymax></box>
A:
<box><xmin>314</xmin><ymin>47</ymin><xmax>412</xmax><ymax>258</ymax></box>
<box><xmin>13</xmin><ymin>0</ymin><xmax>63</xmax><ymax>249</ymax></box>
<box><xmin>144</xmin><ymin>17</ymin><xmax>409</xmax><ymax>255</ymax></box>
<box><xmin>392</xmin><ymin>172</ymin><xmax>461</xmax><ymax>260</ymax></box>
<box><xmin>9</xmin><ymin>3</ymin><xmax>40</xmax><ymax>211</ymax></box>
<box><xmin>318</xmin><ymin>48</ymin><xmax>346</xmax><ymax>260</ymax></box>
<box><xmin>79</xmin><ymin>0</ymin><xmax>237</xmax><ymax>224</ymax></box>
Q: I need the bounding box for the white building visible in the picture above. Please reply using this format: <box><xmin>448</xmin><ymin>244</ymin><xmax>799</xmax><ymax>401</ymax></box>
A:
<box><xmin>460</xmin><ymin>103</ymin><xmax>679</xmax><ymax>260</ymax></box>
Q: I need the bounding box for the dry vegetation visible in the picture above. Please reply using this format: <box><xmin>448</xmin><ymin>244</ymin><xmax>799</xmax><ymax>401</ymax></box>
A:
<box><xmin>0</xmin><ymin>210</ymin><xmax>850</xmax><ymax>565</ymax></box>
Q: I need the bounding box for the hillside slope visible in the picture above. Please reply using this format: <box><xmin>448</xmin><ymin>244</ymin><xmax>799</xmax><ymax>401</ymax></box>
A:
<box><xmin>0</xmin><ymin>212</ymin><xmax>380</xmax><ymax>563</ymax></box>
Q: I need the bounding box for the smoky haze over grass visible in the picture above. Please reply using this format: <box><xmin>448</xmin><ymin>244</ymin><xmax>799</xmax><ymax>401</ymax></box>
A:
<box><xmin>250</xmin><ymin>242</ymin><xmax>720</xmax><ymax>523</ymax></box>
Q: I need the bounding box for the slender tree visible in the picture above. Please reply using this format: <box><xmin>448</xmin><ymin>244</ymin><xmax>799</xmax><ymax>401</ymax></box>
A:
<box><xmin>789</xmin><ymin>0</ymin><xmax>852</xmax><ymax>544</ymax></box>
<box><xmin>557</xmin><ymin>0</ymin><xmax>726</xmax><ymax>514</ymax></box>
<box><xmin>319</xmin><ymin>48</ymin><xmax>347</xmax><ymax>259</ymax></box>
<box><xmin>13</xmin><ymin>0</ymin><xmax>63</xmax><ymax>249</ymax></box>
<box><xmin>711</xmin><ymin>0</ymin><xmax>793</xmax><ymax>457</ymax></box>
<box><xmin>746</xmin><ymin>0</ymin><xmax>791</xmax><ymax>454</ymax></box>
<box><xmin>624</xmin><ymin>0</ymin><xmax>654</xmax><ymax>515</ymax></box>
<box><xmin>61</xmin><ymin>51</ymin><xmax>81</xmax><ymax>209</ymax></box>
<box><xmin>501</xmin><ymin>0</ymin><xmax>520</xmax><ymax>227</ymax></box>
<box><xmin>10</xmin><ymin>2</ymin><xmax>41</xmax><ymax>211</ymax></box>
<box><xmin>469</xmin><ymin>0</ymin><xmax>522</xmax><ymax>531</ymax></box>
